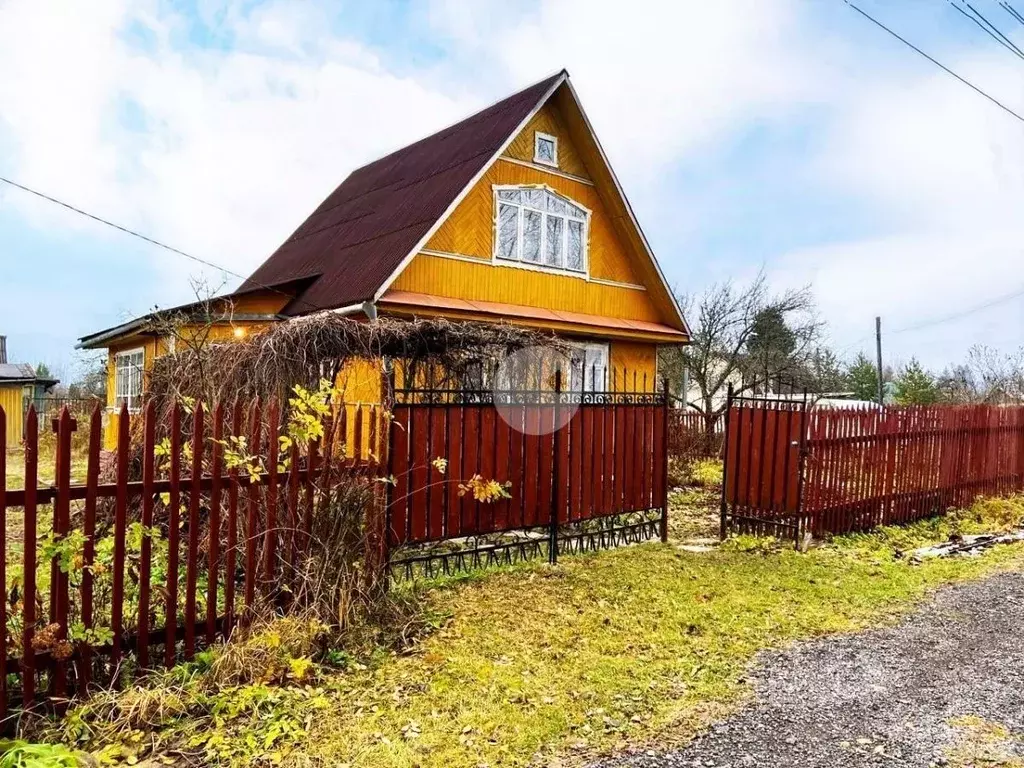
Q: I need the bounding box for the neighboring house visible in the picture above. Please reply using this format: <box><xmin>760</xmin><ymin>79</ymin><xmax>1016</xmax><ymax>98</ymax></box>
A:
<box><xmin>78</xmin><ymin>70</ymin><xmax>690</xmax><ymax>447</ymax></box>
<box><xmin>0</xmin><ymin>335</ymin><xmax>59</xmax><ymax>444</ymax></box>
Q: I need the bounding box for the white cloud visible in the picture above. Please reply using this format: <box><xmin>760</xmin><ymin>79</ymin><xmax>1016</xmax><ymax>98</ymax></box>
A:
<box><xmin>0</xmin><ymin>0</ymin><xmax>474</xmax><ymax>316</ymax></box>
<box><xmin>3</xmin><ymin>0</ymin><xmax>1024</xmax><ymax>374</ymax></box>
<box><xmin>774</xmin><ymin>49</ymin><xmax>1024</xmax><ymax>368</ymax></box>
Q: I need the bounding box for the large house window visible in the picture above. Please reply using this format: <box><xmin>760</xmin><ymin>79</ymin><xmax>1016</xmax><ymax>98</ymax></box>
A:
<box><xmin>494</xmin><ymin>186</ymin><xmax>589</xmax><ymax>275</ymax></box>
<box><xmin>114</xmin><ymin>348</ymin><xmax>145</xmax><ymax>411</ymax></box>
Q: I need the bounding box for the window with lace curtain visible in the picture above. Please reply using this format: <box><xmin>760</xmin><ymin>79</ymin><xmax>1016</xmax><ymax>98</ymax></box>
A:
<box><xmin>493</xmin><ymin>186</ymin><xmax>589</xmax><ymax>275</ymax></box>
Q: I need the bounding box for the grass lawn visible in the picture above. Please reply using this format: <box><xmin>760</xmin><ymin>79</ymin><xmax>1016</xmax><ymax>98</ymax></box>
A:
<box><xmin>298</xmin><ymin>529</ymin><xmax>1023</xmax><ymax>767</ymax></box>
<box><xmin>4</xmin><ymin>440</ymin><xmax>90</xmax><ymax>490</ymax></box>
<box><xmin>48</xmin><ymin>490</ymin><xmax>1024</xmax><ymax>768</ymax></box>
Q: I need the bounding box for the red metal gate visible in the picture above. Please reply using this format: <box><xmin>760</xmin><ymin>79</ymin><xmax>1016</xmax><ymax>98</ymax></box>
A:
<box><xmin>720</xmin><ymin>384</ymin><xmax>809</xmax><ymax>543</ymax></box>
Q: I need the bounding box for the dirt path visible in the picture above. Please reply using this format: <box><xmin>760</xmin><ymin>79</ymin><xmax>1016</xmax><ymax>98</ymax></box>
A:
<box><xmin>594</xmin><ymin>571</ymin><xmax>1024</xmax><ymax>768</ymax></box>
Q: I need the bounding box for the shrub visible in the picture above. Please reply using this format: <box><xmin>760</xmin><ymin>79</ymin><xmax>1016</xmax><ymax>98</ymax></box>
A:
<box><xmin>685</xmin><ymin>458</ymin><xmax>723</xmax><ymax>489</ymax></box>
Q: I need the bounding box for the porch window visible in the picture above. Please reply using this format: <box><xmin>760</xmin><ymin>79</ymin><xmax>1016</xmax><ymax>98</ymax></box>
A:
<box><xmin>568</xmin><ymin>342</ymin><xmax>609</xmax><ymax>392</ymax></box>
<box><xmin>493</xmin><ymin>186</ymin><xmax>589</xmax><ymax>275</ymax></box>
<box><xmin>114</xmin><ymin>348</ymin><xmax>145</xmax><ymax>411</ymax></box>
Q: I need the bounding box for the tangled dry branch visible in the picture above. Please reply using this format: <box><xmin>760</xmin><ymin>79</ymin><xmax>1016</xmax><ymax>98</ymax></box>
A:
<box><xmin>148</xmin><ymin>314</ymin><xmax>562</xmax><ymax>406</ymax></box>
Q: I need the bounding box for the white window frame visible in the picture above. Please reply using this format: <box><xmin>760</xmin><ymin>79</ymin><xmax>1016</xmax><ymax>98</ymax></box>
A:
<box><xmin>114</xmin><ymin>347</ymin><xmax>145</xmax><ymax>412</ymax></box>
<box><xmin>491</xmin><ymin>184</ymin><xmax>591</xmax><ymax>278</ymax></box>
<box><xmin>567</xmin><ymin>342</ymin><xmax>609</xmax><ymax>393</ymax></box>
<box><xmin>533</xmin><ymin>131</ymin><xmax>558</xmax><ymax>167</ymax></box>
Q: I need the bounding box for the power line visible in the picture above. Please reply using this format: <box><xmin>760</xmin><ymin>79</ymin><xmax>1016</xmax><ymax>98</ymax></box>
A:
<box><xmin>962</xmin><ymin>0</ymin><xmax>1024</xmax><ymax>59</ymax></box>
<box><xmin>0</xmin><ymin>174</ymin><xmax>315</xmax><ymax>315</ymax></box>
<box><xmin>837</xmin><ymin>280</ymin><xmax>1024</xmax><ymax>357</ymax></box>
<box><xmin>843</xmin><ymin>0</ymin><xmax>1024</xmax><ymax>125</ymax></box>
<box><xmin>948</xmin><ymin>0</ymin><xmax>1024</xmax><ymax>61</ymax></box>
<box><xmin>999</xmin><ymin>1</ymin><xmax>1024</xmax><ymax>28</ymax></box>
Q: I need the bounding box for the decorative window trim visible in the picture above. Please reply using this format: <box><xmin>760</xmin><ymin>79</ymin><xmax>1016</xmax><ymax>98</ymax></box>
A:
<box><xmin>114</xmin><ymin>347</ymin><xmax>145</xmax><ymax>412</ymax></box>
<box><xmin>491</xmin><ymin>184</ymin><xmax>591</xmax><ymax>278</ymax></box>
<box><xmin>533</xmin><ymin>131</ymin><xmax>558</xmax><ymax>167</ymax></box>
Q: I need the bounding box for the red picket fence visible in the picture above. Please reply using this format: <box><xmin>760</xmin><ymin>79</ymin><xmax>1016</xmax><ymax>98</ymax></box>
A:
<box><xmin>722</xmin><ymin>399</ymin><xmax>1024</xmax><ymax>541</ymax></box>
<box><xmin>0</xmin><ymin>399</ymin><xmax>378</xmax><ymax>721</ymax></box>
<box><xmin>803</xmin><ymin>404</ymin><xmax>1024</xmax><ymax>536</ymax></box>
<box><xmin>0</xmin><ymin>380</ymin><xmax>673</xmax><ymax>714</ymax></box>
<box><xmin>667</xmin><ymin>410</ymin><xmax>724</xmax><ymax>462</ymax></box>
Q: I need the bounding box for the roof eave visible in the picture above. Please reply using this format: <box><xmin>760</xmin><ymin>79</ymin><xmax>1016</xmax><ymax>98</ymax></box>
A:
<box><xmin>370</xmin><ymin>70</ymin><xmax>570</xmax><ymax>305</ymax></box>
<box><xmin>560</xmin><ymin>78</ymin><xmax>691</xmax><ymax>338</ymax></box>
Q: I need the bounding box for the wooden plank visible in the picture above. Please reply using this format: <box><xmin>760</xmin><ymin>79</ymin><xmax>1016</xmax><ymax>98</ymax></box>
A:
<box><xmin>51</xmin><ymin>408</ymin><xmax>73</xmax><ymax>701</ymax></box>
<box><xmin>409</xmin><ymin>407</ymin><xmax>429</xmax><ymax>541</ymax></box>
<box><xmin>78</xmin><ymin>405</ymin><xmax>101</xmax><ymax>695</ymax></box>
<box><xmin>613</xmin><ymin>404</ymin><xmax>627</xmax><ymax>513</ymax></box>
<box><xmin>388</xmin><ymin>406</ymin><xmax>409</xmax><ymax>546</ymax></box>
<box><xmin>184</xmin><ymin>403</ymin><xmax>204</xmax><ymax>659</ymax></box>
<box><xmin>507</xmin><ymin>405</ymin><xmax>525</xmax><ymax>529</ymax></box>
<box><xmin>244</xmin><ymin>399</ymin><xmax>262</xmax><ymax>613</ymax></box>
<box><xmin>165</xmin><ymin>404</ymin><xmax>182</xmax><ymax>668</ymax></box>
<box><xmin>493</xmin><ymin>409</ymin><xmax>511</xmax><ymax>531</ymax></box>
<box><xmin>207</xmin><ymin>403</ymin><xmax>224</xmax><ymax>645</ymax></box>
<box><xmin>444</xmin><ymin>404</ymin><xmax>461</xmax><ymax>538</ymax></box>
<box><xmin>286</xmin><ymin>440</ymin><xmax>300</xmax><ymax>600</ymax></box>
<box><xmin>427</xmin><ymin>405</ymin><xmax>446</xmax><ymax>539</ymax></box>
<box><xmin>224</xmin><ymin>402</ymin><xmax>242</xmax><ymax>639</ymax></box>
<box><xmin>476</xmin><ymin>406</ymin><xmax>495</xmax><ymax>532</ymax></box>
<box><xmin>138</xmin><ymin>402</ymin><xmax>156</xmax><ymax>670</ymax></box>
<box><xmin>111</xmin><ymin>404</ymin><xmax>130</xmax><ymax>674</ymax></box>
<box><xmin>522</xmin><ymin>407</ymin><xmax>540</xmax><ymax>527</ymax></box>
<box><xmin>603</xmin><ymin>403</ymin><xmax>614</xmax><ymax>516</ymax></box>
<box><xmin>264</xmin><ymin>399</ymin><xmax>279</xmax><ymax>590</ymax></box>
<box><xmin>461</xmin><ymin>407</ymin><xmax>481</xmax><ymax>536</ymax></box>
<box><xmin>21</xmin><ymin>407</ymin><xmax>37</xmax><ymax>707</ymax></box>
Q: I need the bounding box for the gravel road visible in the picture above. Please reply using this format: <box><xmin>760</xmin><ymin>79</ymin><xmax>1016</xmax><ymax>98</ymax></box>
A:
<box><xmin>592</xmin><ymin>571</ymin><xmax>1024</xmax><ymax>768</ymax></box>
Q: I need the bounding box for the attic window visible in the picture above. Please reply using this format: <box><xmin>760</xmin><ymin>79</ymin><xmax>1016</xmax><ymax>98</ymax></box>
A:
<box><xmin>494</xmin><ymin>186</ymin><xmax>589</xmax><ymax>275</ymax></box>
<box><xmin>534</xmin><ymin>132</ymin><xmax>558</xmax><ymax>167</ymax></box>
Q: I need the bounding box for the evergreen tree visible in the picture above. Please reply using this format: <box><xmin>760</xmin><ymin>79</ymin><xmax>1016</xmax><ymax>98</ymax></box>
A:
<box><xmin>847</xmin><ymin>353</ymin><xmax>880</xmax><ymax>402</ymax></box>
<box><xmin>809</xmin><ymin>347</ymin><xmax>847</xmax><ymax>393</ymax></box>
<box><xmin>893</xmin><ymin>358</ymin><xmax>939</xmax><ymax>405</ymax></box>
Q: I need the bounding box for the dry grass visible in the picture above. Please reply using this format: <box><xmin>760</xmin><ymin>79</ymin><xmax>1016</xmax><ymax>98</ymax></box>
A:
<box><xmin>41</xmin><ymin>480</ymin><xmax>1024</xmax><ymax>768</ymax></box>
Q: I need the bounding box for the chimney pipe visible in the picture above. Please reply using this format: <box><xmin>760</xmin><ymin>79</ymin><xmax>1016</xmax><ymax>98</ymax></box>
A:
<box><xmin>0</xmin><ymin>336</ymin><xmax>6</xmax><ymax>365</ymax></box>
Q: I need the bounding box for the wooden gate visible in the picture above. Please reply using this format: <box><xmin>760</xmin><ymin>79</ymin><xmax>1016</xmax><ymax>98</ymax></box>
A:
<box><xmin>720</xmin><ymin>384</ymin><xmax>809</xmax><ymax>543</ymax></box>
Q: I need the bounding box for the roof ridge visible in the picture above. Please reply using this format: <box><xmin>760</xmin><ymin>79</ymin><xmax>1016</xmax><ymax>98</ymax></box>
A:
<box><xmin>345</xmin><ymin>70</ymin><xmax>567</xmax><ymax>179</ymax></box>
<box><xmin>240</xmin><ymin>70</ymin><xmax>569</xmax><ymax>312</ymax></box>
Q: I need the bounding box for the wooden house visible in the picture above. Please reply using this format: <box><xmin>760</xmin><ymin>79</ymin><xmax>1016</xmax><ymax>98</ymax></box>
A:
<box><xmin>0</xmin><ymin>336</ymin><xmax>59</xmax><ymax>444</ymax></box>
<box><xmin>78</xmin><ymin>70</ymin><xmax>689</xmax><ymax>447</ymax></box>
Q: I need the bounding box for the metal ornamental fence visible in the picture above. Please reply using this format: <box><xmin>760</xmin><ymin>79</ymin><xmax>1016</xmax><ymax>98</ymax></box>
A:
<box><xmin>386</xmin><ymin>375</ymin><xmax>670</xmax><ymax>577</ymax></box>
<box><xmin>721</xmin><ymin>391</ymin><xmax>1024</xmax><ymax>543</ymax></box>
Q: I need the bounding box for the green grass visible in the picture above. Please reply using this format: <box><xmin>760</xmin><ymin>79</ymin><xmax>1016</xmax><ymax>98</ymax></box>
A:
<box><xmin>52</xmin><ymin>496</ymin><xmax>1024</xmax><ymax>767</ymax></box>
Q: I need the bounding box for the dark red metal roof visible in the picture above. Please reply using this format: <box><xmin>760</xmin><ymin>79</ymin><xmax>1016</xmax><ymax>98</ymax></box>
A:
<box><xmin>239</xmin><ymin>72</ymin><xmax>566</xmax><ymax>316</ymax></box>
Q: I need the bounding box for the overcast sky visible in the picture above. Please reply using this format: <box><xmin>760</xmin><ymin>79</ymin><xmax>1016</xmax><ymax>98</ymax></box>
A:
<box><xmin>2</xmin><ymin>0</ymin><xmax>1023</xmax><ymax>380</ymax></box>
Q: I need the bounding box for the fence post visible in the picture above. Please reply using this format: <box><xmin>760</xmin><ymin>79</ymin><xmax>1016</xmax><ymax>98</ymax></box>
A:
<box><xmin>549</xmin><ymin>370</ymin><xmax>562</xmax><ymax>565</ymax></box>
<box><xmin>719</xmin><ymin>383</ymin><xmax>734</xmax><ymax>541</ymax></box>
<box><xmin>660</xmin><ymin>378</ymin><xmax>670</xmax><ymax>543</ymax></box>
<box><xmin>367</xmin><ymin>363</ymin><xmax>395</xmax><ymax>591</ymax></box>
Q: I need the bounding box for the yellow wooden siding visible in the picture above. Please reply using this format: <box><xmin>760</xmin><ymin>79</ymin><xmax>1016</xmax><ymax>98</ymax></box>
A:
<box><xmin>610</xmin><ymin>342</ymin><xmax>658</xmax><ymax>392</ymax></box>
<box><xmin>502</xmin><ymin>102</ymin><xmax>591</xmax><ymax>180</ymax></box>
<box><xmin>0</xmin><ymin>385</ymin><xmax>23</xmax><ymax>445</ymax></box>
<box><xmin>422</xmin><ymin>160</ymin><xmax>644</xmax><ymax>288</ymax></box>
<box><xmin>392</xmin><ymin>254</ymin><xmax>660</xmax><ymax>323</ymax></box>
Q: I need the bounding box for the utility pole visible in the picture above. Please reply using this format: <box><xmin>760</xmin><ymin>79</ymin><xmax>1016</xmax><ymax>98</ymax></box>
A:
<box><xmin>875</xmin><ymin>316</ymin><xmax>884</xmax><ymax>406</ymax></box>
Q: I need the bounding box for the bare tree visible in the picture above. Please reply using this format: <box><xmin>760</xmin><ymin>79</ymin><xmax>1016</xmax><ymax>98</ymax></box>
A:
<box><xmin>660</xmin><ymin>270</ymin><xmax>820</xmax><ymax>448</ymax></box>
<box><xmin>937</xmin><ymin>344</ymin><xmax>1024</xmax><ymax>404</ymax></box>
